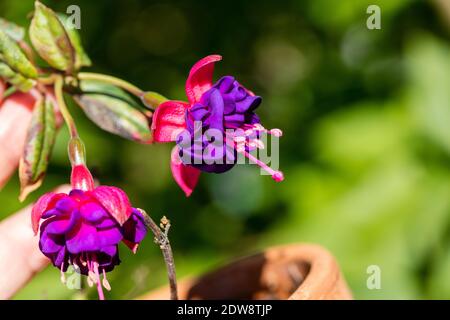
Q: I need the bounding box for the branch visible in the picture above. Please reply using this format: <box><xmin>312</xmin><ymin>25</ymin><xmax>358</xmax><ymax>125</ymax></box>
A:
<box><xmin>138</xmin><ymin>209</ymin><xmax>178</xmax><ymax>300</ymax></box>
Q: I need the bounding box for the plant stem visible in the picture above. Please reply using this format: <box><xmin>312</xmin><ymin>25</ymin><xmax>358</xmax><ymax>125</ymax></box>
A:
<box><xmin>138</xmin><ymin>209</ymin><xmax>178</xmax><ymax>300</ymax></box>
<box><xmin>2</xmin><ymin>86</ymin><xmax>17</xmax><ymax>99</ymax></box>
<box><xmin>38</xmin><ymin>74</ymin><xmax>57</xmax><ymax>85</ymax></box>
<box><xmin>54</xmin><ymin>75</ymin><xmax>78</xmax><ymax>138</ymax></box>
<box><xmin>78</xmin><ymin>72</ymin><xmax>144</xmax><ymax>97</ymax></box>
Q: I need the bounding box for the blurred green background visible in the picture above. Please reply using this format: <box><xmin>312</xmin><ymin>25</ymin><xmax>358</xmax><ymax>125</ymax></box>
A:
<box><xmin>1</xmin><ymin>0</ymin><xmax>449</xmax><ymax>299</ymax></box>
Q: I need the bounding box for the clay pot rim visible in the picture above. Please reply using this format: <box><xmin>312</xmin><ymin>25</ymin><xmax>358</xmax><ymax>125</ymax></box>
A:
<box><xmin>138</xmin><ymin>243</ymin><xmax>352</xmax><ymax>300</ymax></box>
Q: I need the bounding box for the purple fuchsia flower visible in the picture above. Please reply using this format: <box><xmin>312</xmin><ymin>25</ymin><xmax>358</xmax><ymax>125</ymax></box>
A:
<box><xmin>31</xmin><ymin>164</ymin><xmax>147</xmax><ymax>299</ymax></box>
<box><xmin>151</xmin><ymin>55</ymin><xmax>284</xmax><ymax>196</ymax></box>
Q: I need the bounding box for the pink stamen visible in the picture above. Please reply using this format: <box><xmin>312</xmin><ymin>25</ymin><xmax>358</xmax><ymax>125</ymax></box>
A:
<box><xmin>86</xmin><ymin>257</ymin><xmax>97</xmax><ymax>287</ymax></box>
<box><xmin>272</xmin><ymin>171</ymin><xmax>284</xmax><ymax>182</ymax></box>
<box><xmin>92</xmin><ymin>256</ymin><xmax>105</xmax><ymax>300</ymax></box>
<box><xmin>269</xmin><ymin>128</ymin><xmax>283</xmax><ymax>137</ymax></box>
<box><xmin>239</xmin><ymin>149</ymin><xmax>284</xmax><ymax>182</ymax></box>
<box><xmin>251</xmin><ymin>139</ymin><xmax>265</xmax><ymax>149</ymax></box>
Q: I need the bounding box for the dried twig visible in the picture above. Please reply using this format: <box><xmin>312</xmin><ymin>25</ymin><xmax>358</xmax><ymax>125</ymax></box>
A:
<box><xmin>138</xmin><ymin>209</ymin><xmax>178</xmax><ymax>300</ymax></box>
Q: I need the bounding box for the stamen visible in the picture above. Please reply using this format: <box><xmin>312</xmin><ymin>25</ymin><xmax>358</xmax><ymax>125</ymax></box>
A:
<box><xmin>239</xmin><ymin>148</ymin><xmax>284</xmax><ymax>182</ymax></box>
<box><xmin>244</xmin><ymin>129</ymin><xmax>254</xmax><ymax>136</ymax></box>
<box><xmin>272</xmin><ymin>171</ymin><xmax>284</xmax><ymax>182</ymax></box>
<box><xmin>87</xmin><ymin>276</ymin><xmax>94</xmax><ymax>287</ymax></box>
<box><xmin>251</xmin><ymin>139</ymin><xmax>265</xmax><ymax>149</ymax></box>
<box><xmin>269</xmin><ymin>128</ymin><xmax>283</xmax><ymax>137</ymax></box>
<box><xmin>60</xmin><ymin>263</ymin><xmax>66</xmax><ymax>284</ymax></box>
<box><xmin>102</xmin><ymin>269</ymin><xmax>111</xmax><ymax>291</ymax></box>
<box><xmin>88</xmin><ymin>271</ymin><xmax>97</xmax><ymax>284</ymax></box>
<box><xmin>87</xmin><ymin>256</ymin><xmax>98</xmax><ymax>284</ymax></box>
<box><xmin>80</xmin><ymin>253</ymin><xmax>87</xmax><ymax>267</ymax></box>
<box><xmin>251</xmin><ymin>123</ymin><xmax>265</xmax><ymax>131</ymax></box>
<box><xmin>93</xmin><ymin>255</ymin><xmax>105</xmax><ymax>300</ymax></box>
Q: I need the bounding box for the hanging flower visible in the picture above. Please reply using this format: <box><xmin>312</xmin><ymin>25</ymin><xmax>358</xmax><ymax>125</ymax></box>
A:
<box><xmin>151</xmin><ymin>55</ymin><xmax>284</xmax><ymax>196</ymax></box>
<box><xmin>31</xmin><ymin>163</ymin><xmax>147</xmax><ymax>298</ymax></box>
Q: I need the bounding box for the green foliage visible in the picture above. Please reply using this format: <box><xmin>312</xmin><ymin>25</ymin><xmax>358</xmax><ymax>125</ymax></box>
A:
<box><xmin>0</xmin><ymin>0</ymin><xmax>448</xmax><ymax>300</ymax></box>
<box><xmin>19</xmin><ymin>95</ymin><xmax>57</xmax><ymax>200</ymax></box>
<box><xmin>0</xmin><ymin>61</ymin><xmax>35</xmax><ymax>91</ymax></box>
<box><xmin>29</xmin><ymin>1</ymin><xmax>75</xmax><ymax>72</ymax></box>
<box><xmin>0</xmin><ymin>29</ymin><xmax>37</xmax><ymax>80</ymax></box>
<box><xmin>0</xmin><ymin>17</ymin><xmax>25</xmax><ymax>41</ymax></box>
<box><xmin>74</xmin><ymin>80</ymin><xmax>152</xmax><ymax>142</ymax></box>
<box><xmin>57</xmin><ymin>13</ymin><xmax>91</xmax><ymax>69</ymax></box>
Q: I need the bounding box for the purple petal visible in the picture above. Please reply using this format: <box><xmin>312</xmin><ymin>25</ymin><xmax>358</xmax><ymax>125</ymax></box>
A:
<box><xmin>66</xmin><ymin>224</ymin><xmax>99</xmax><ymax>254</ymax></box>
<box><xmin>100</xmin><ymin>245</ymin><xmax>117</xmax><ymax>257</ymax></box>
<box><xmin>39</xmin><ymin>231</ymin><xmax>64</xmax><ymax>254</ymax></box>
<box><xmin>216</xmin><ymin>76</ymin><xmax>235</xmax><ymax>93</ymax></box>
<box><xmin>55</xmin><ymin>197</ymin><xmax>77</xmax><ymax>213</ymax></box>
<box><xmin>123</xmin><ymin>210</ymin><xmax>148</xmax><ymax>244</ymax></box>
<box><xmin>41</xmin><ymin>208</ymin><xmax>63</xmax><ymax>219</ymax></box>
<box><xmin>235</xmin><ymin>95</ymin><xmax>261</xmax><ymax>113</ymax></box>
<box><xmin>96</xmin><ymin>217</ymin><xmax>118</xmax><ymax>230</ymax></box>
<box><xmin>46</xmin><ymin>210</ymin><xmax>80</xmax><ymax>235</ymax></box>
<box><xmin>97</xmin><ymin>227</ymin><xmax>123</xmax><ymax>247</ymax></box>
<box><xmin>207</xmin><ymin>89</ymin><xmax>224</xmax><ymax>131</ymax></box>
<box><xmin>53</xmin><ymin>247</ymin><xmax>67</xmax><ymax>268</ymax></box>
<box><xmin>80</xmin><ymin>202</ymin><xmax>107</xmax><ymax>222</ymax></box>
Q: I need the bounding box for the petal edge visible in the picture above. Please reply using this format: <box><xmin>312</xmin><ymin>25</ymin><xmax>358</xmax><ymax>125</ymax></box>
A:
<box><xmin>170</xmin><ymin>147</ymin><xmax>201</xmax><ymax>196</ymax></box>
<box><xmin>31</xmin><ymin>192</ymin><xmax>66</xmax><ymax>234</ymax></box>
<box><xmin>92</xmin><ymin>186</ymin><xmax>132</xmax><ymax>225</ymax></box>
<box><xmin>151</xmin><ymin>100</ymin><xmax>189</xmax><ymax>142</ymax></box>
<box><xmin>185</xmin><ymin>55</ymin><xmax>222</xmax><ymax>104</ymax></box>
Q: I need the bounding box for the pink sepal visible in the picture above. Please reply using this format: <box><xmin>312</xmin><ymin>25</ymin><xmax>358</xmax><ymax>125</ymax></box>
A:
<box><xmin>151</xmin><ymin>100</ymin><xmax>189</xmax><ymax>143</ymax></box>
<box><xmin>31</xmin><ymin>192</ymin><xmax>66</xmax><ymax>234</ymax></box>
<box><xmin>185</xmin><ymin>55</ymin><xmax>222</xmax><ymax>104</ymax></box>
<box><xmin>92</xmin><ymin>186</ymin><xmax>132</xmax><ymax>226</ymax></box>
<box><xmin>170</xmin><ymin>146</ymin><xmax>201</xmax><ymax>197</ymax></box>
<box><xmin>71</xmin><ymin>164</ymin><xmax>95</xmax><ymax>191</ymax></box>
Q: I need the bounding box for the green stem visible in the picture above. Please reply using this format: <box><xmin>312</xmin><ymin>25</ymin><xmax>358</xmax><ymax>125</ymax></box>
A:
<box><xmin>2</xmin><ymin>86</ymin><xmax>18</xmax><ymax>99</ymax></box>
<box><xmin>38</xmin><ymin>74</ymin><xmax>57</xmax><ymax>85</ymax></box>
<box><xmin>54</xmin><ymin>75</ymin><xmax>78</xmax><ymax>139</ymax></box>
<box><xmin>78</xmin><ymin>72</ymin><xmax>144</xmax><ymax>97</ymax></box>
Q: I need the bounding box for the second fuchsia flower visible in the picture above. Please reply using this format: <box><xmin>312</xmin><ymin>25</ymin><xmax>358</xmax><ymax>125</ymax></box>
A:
<box><xmin>32</xmin><ymin>163</ymin><xmax>147</xmax><ymax>298</ymax></box>
<box><xmin>151</xmin><ymin>55</ymin><xmax>284</xmax><ymax>196</ymax></box>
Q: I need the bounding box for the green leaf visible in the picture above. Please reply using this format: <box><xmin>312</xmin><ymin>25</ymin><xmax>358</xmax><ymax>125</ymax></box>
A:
<box><xmin>19</xmin><ymin>95</ymin><xmax>57</xmax><ymax>201</ymax></box>
<box><xmin>29</xmin><ymin>1</ymin><xmax>75</xmax><ymax>72</ymax></box>
<box><xmin>0</xmin><ymin>30</ymin><xmax>37</xmax><ymax>79</ymax></box>
<box><xmin>74</xmin><ymin>80</ymin><xmax>152</xmax><ymax>143</ymax></box>
<box><xmin>406</xmin><ymin>34</ymin><xmax>450</xmax><ymax>155</ymax></box>
<box><xmin>0</xmin><ymin>61</ymin><xmax>35</xmax><ymax>92</ymax></box>
<box><xmin>57</xmin><ymin>14</ymin><xmax>91</xmax><ymax>69</ymax></box>
<box><xmin>0</xmin><ymin>18</ymin><xmax>25</xmax><ymax>42</ymax></box>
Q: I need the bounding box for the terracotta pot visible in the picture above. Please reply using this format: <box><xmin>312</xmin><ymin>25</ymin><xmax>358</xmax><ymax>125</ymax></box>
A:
<box><xmin>139</xmin><ymin>244</ymin><xmax>352</xmax><ymax>300</ymax></box>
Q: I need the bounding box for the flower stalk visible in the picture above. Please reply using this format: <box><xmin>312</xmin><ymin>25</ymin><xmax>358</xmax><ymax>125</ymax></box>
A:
<box><xmin>78</xmin><ymin>72</ymin><xmax>144</xmax><ymax>97</ymax></box>
<box><xmin>138</xmin><ymin>209</ymin><xmax>178</xmax><ymax>300</ymax></box>
<box><xmin>54</xmin><ymin>75</ymin><xmax>78</xmax><ymax>139</ymax></box>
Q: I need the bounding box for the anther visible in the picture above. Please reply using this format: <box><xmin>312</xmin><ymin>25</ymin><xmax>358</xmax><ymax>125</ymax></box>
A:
<box><xmin>272</xmin><ymin>171</ymin><xmax>284</xmax><ymax>182</ymax></box>
<box><xmin>269</xmin><ymin>129</ymin><xmax>283</xmax><ymax>137</ymax></box>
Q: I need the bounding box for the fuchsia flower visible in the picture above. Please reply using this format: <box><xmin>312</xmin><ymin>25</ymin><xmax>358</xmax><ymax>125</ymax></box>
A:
<box><xmin>31</xmin><ymin>164</ymin><xmax>147</xmax><ymax>298</ymax></box>
<box><xmin>151</xmin><ymin>55</ymin><xmax>284</xmax><ymax>196</ymax></box>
